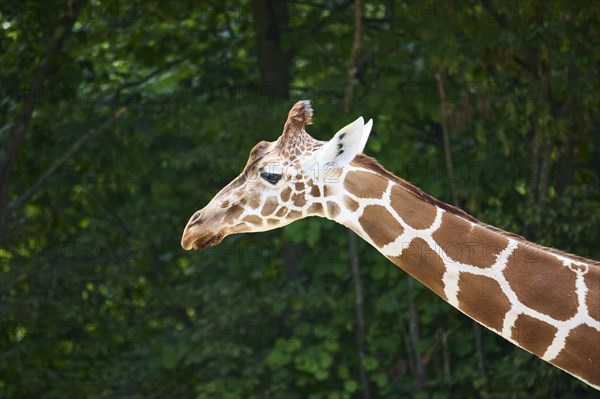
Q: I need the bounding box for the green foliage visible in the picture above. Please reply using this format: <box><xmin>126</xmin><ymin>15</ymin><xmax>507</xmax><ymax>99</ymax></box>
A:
<box><xmin>1</xmin><ymin>1</ymin><xmax>599</xmax><ymax>398</ymax></box>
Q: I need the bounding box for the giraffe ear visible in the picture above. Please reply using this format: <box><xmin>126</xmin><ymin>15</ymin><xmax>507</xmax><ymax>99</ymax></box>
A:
<box><xmin>314</xmin><ymin>116</ymin><xmax>373</xmax><ymax>167</ymax></box>
<box><xmin>359</xmin><ymin>118</ymin><xmax>373</xmax><ymax>152</ymax></box>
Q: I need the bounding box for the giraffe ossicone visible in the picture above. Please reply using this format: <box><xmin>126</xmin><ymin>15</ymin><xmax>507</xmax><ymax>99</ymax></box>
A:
<box><xmin>181</xmin><ymin>100</ymin><xmax>600</xmax><ymax>390</ymax></box>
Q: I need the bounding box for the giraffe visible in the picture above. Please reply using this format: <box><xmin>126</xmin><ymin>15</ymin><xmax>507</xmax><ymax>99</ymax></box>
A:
<box><xmin>181</xmin><ymin>100</ymin><xmax>600</xmax><ymax>389</ymax></box>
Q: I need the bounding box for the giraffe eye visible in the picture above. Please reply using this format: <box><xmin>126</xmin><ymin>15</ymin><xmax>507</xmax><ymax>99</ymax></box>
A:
<box><xmin>260</xmin><ymin>172</ymin><xmax>282</xmax><ymax>185</ymax></box>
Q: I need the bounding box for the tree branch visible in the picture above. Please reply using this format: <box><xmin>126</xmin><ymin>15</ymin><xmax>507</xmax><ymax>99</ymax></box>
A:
<box><xmin>0</xmin><ymin>245</ymin><xmax>136</xmax><ymax>297</ymax></box>
<box><xmin>343</xmin><ymin>0</ymin><xmax>370</xmax><ymax>397</ymax></box>
<box><xmin>479</xmin><ymin>0</ymin><xmax>535</xmax><ymax>77</ymax></box>
<box><xmin>392</xmin><ymin>293</ymin><xmax>416</xmax><ymax>377</ymax></box>
<box><xmin>306</xmin><ymin>0</ymin><xmax>354</xmax><ymax>36</ymax></box>
<box><xmin>0</xmin><ymin>8</ymin><xmax>80</xmax><ymax>240</ymax></box>
<box><xmin>343</xmin><ymin>0</ymin><xmax>362</xmax><ymax>115</ymax></box>
<box><xmin>440</xmin><ymin>325</ymin><xmax>451</xmax><ymax>380</ymax></box>
<box><xmin>3</xmin><ymin>47</ymin><xmax>183</xmax><ymax>223</ymax></box>
<box><xmin>435</xmin><ymin>71</ymin><xmax>459</xmax><ymax>207</ymax></box>
<box><xmin>407</xmin><ymin>278</ymin><xmax>425</xmax><ymax>395</ymax></box>
<box><xmin>8</xmin><ymin>107</ymin><xmax>128</xmax><ymax>214</ymax></box>
<box><xmin>436</xmin><ymin>70</ymin><xmax>487</xmax><ymax>380</ymax></box>
<box><xmin>113</xmin><ymin>57</ymin><xmax>186</xmax><ymax>103</ymax></box>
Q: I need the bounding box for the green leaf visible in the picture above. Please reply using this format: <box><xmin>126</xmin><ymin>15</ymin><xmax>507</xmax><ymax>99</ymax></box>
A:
<box><xmin>344</xmin><ymin>380</ymin><xmax>358</xmax><ymax>393</ymax></box>
<box><xmin>364</xmin><ymin>356</ymin><xmax>379</xmax><ymax>371</ymax></box>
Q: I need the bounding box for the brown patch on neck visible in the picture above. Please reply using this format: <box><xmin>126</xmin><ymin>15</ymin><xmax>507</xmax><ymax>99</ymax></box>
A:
<box><xmin>584</xmin><ymin>267</ymin><xmax>600</xmax><ymax>320</ymax></box>
<box><xmin>457</xmin><ymin>273</ymin><xmax>511</xmax><ymax>331</ymax></box>
<box><xmin>310</xmin><ymin>184</ymin><xmax>321</xmax><ymax>198</ymax></box>
<box><xmin>344</xmin><ymin>196</ymin><xmax>359</xmax><ymax>212</ymax></box>
<box><xmin>551</xmin><ymin>324</ymin><xmax>600</xmax><ymax>387</ymax></box>
<box><xmin>327</xmin><ymin>201</ymin><xmax>341</xmax><ymax>219</ymax></box>
<box><xmin>390</xmin><ymin>185</ymin><xmax>437</xmax><ymax>229</ymax></box>
<box><xmin>432</xmin><ymin>212</ymin><xmax>508</xmax><ymax>268</ymax></box>
<box><xmin>344</xmin><ymin>170</ymin><xmax>388</xmax><ymax>199</ymax></box>
<box><xmin>358</xmin><ymin>205</ymin><xmax>403</xmax><ymax>247</ymax></box>
<box><xmin>308</xmin><ymin>202</ymin><xmax>323</xmax><ymax>215</ymax></box>
<box><xmin>504</xmin><ymin>243</ymin><xmax>578</xmax><ymax>321</ymax></box>
<box><xmin>288</xmin><ymin>210</ymin><xmax>302</xmax><ymax>219</ymax></box>
<box><xmin>389</xmin><ymin>238</ymin><xmax>447</xmax><ymax>300</ymax></box>
<box><xmin>293</xmin><ymin>192</ymin><xmax>306</xmax><ymax>207</ymax></box>
<box><xmin>511</xmin><ymin>314</ymin><xmax>557</xmax><ymax>357</ymax></box>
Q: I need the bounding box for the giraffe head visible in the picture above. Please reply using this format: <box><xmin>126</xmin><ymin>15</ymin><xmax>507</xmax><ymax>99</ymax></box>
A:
<box><xmin>181</xmin><ymin>100</ymin><xmax>373</xmax><ymax>250</ymax></box>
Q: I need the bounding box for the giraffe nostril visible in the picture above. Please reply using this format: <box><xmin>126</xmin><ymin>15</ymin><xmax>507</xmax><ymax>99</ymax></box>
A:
<box><xmin>190</xmin><ymin>211</ymin><xmax>203</xmax><ymax>225</ymax></box>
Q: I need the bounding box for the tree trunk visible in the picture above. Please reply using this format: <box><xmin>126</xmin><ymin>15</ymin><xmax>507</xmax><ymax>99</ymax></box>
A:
<box><xmin>408</xmin><ymin>278</ymin><xmax>425</xmax><ymax>395</ymax></box>
<box><xmin>436</xmin><ymin>70</ymin><xmax>486</xmax><ymax>381</ymax></box>
<box><xmin>251</xmin><ymin>0</ymin><xmax>291</xmax><ymax>99</ymax></box>
<box><xmin>343</xmin><ymin>0</ymin><xmax>370</xmax><ymax>397</ymax></box>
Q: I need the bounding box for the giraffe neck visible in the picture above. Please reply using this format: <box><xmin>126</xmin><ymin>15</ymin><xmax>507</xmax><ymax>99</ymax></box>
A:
<box><xmin>329</xmin><ymin>154</ymin><xmax>600</xmax><ymax>389</ymax></box>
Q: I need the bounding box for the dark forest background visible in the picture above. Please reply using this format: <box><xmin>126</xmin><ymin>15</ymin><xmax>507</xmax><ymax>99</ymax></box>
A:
<box><xmin>1</xmin><ymin>1</ymin><xmax>599</xmax><ymax>398</ymax></box>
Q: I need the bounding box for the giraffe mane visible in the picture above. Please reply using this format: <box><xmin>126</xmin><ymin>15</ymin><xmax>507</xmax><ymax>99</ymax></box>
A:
<box><xmin>352</xmin><ymin>153</ymin><xmax>600</xmax><ymax>267</ymax></box>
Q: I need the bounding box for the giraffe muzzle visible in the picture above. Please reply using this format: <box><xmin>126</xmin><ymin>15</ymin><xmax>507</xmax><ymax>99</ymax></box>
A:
<box><xmin>181</xmin><ymin>229</ymin><xmax>224</xmax><ymax>250</ymax></box>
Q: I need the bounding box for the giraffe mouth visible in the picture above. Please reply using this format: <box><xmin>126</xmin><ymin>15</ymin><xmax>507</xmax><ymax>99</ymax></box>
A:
<box><xmin>190</xmin><ymin>232</ymin><xmax>224</xmax><ymax>250</ymax></box>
